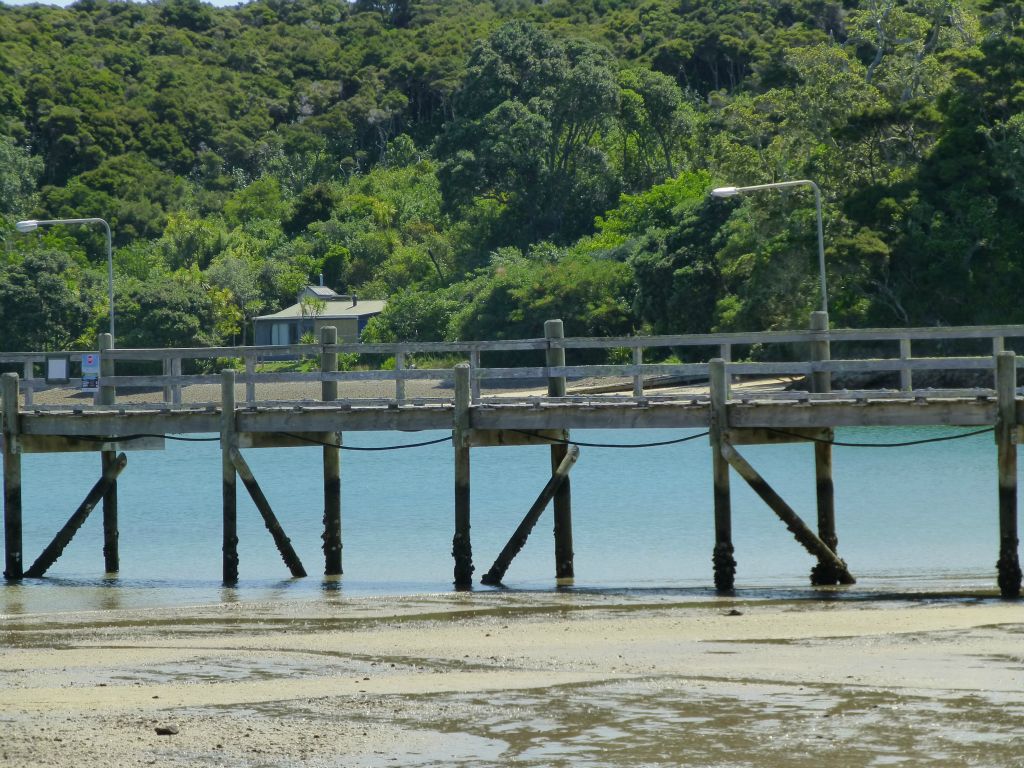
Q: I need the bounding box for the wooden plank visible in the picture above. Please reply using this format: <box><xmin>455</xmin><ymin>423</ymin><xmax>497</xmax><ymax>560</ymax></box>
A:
<box><xmin>236</xmin><ymin>432</ymin><xmax>335</xmax><ymax>449</ymax></box>
<box><xmin>21</xmin><ymin>412</ymin><xmax>221</xmax><ymax>436</ymax></box>
<box><xmin>469</xmin><ymin>429</ymin><xmax>568</xmax><ymax>448</ymax></box>
<box><xmin>19</xmin><ymin>435</ymin><xmax>165</xmax><ymax>453</ymax></box>
<box><xmin>729</xmin><ymin>400</ymin><xmax>996</xmax><ymax>428</ymax></box>
<box><xmin>725</xmin><ymin>428</ymin><xmax>833</xmax><ymax>446</ymax></box>
<box><xmin>481</xmin><ymin>363</ymin><xmax>709</xmax><ymax>380</ymax></box>
<box><xmin>473</xmin><ymin>406</ymin><xmax>711</xmax><ymax>431</ymax></box>
<box><xmin>816</xmin><ymin>357</ymin><xmax>993</xmax><ymax>373</ymax></box>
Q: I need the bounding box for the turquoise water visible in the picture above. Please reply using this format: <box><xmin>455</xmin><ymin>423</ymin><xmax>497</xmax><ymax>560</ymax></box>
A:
<box><xmin>0</xmin><ymin>427</ymin><xmax>1006</xmax><ymax>614</ymax></box>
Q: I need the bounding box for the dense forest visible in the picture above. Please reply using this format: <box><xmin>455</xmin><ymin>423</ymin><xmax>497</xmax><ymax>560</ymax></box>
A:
<box><xmin>0</xmin><ymin>0</ymin><xmax>1021</xmax><ymax>353</ymax></box>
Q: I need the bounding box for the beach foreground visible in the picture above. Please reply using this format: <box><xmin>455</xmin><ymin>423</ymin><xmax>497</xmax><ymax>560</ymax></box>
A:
<box><xmin>2</xmin><ymin>591</ymin><xmax>1022</xmax><ymax>766</ymax></box>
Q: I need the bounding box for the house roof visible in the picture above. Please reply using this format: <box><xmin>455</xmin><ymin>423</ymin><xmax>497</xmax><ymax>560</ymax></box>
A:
<box><xmin>303</xmin><ymin>285</ymin><xmax>341</xmax><ymax>299</ymax></box>
<box><xmin>255</xmin><ymin>298</ymin><xmax>387</xmax><ymax>321</ymax></box>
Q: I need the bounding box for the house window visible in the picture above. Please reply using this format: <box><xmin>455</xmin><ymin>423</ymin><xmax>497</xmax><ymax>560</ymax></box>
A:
<box><xmin>271</xmin><ymin>322</ymin><xmax>291</xmax><ymax>345</ymax></box>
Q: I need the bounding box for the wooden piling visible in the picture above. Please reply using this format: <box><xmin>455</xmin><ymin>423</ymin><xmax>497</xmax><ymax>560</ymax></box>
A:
<box><xmin>453</xmin><ymin>363</ymin><xmax>473</xmax><ymax>587</ymax></box>
<box><xmin>98</xmin><ymin>333</ymin><xmax>119</xmax><ymax>574</ymax></box>
<box><xmin>229</xmin><ymin>448</ymin><xmax>307</xmax><ymax>578</ymax></box>
<box><xmin>321</xmin><ymin>326</ymin><xmax>343</xmax><ymax>575</ymax></box>
<box><xmin>809</xmin><ymin>311</ymin><xmax>839</xmax><ymax>586</ymax></box>
<box><xmin>481</xmin><ymin>444</ymin><xmax>580</xmax><ymax>586</ymax></box>
<box><xmin>709</xmin><ymin>358</ymin><xmax>735</xmax><ymax>591</ymax></box>
<box><xmin>720</xmin><ymin>441</ymin><xmax>856</xmax><ymax>585</ymax></box>
<box><xmin>25</xmin><ymin>453</ymin><xmax>127</xmax><ymax>578</ymax></box>
<box><xmin>996</xmin><ymin>351</ymin><xmax>1021</xmax><ymax>598</ymax></box>
<box><xmin>2</xmin><ymin>373</ymin><xmax>22</xmax><ymax>580</ymax></box>
<box><xmin>545</xmin><ymin>319</ymin><xmax>574</xmax><ymax>580</ymax></box>
<box><xmin>221</xmin><ymin>369</ymin><xmax>239</xmax><ymax>584</ymax></box>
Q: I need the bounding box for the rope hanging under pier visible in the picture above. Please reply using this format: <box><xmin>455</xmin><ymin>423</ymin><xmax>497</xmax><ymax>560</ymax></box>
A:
<box><xmin>766</xmin><ymin>426</ymin><xmax>995</xmax><ymax>448</ymax></box>
<box><xmin>510</xmin><ymin>429</ymin><xmax>711</xmax><ymax>449</ymax></box>
<box><xmin>64</xmin><ymin>427</ymin><xmax>996</xmax><ymax>451</ymax></box>
<box><xmin>72</xmin><ymin>433</ymin><xmax>220</xmax><ymax>443</ymax></box>
<box><xmin>281</xmin><ymin>432</ymin><xmax>452</xmax><ymax>451</ymax></box>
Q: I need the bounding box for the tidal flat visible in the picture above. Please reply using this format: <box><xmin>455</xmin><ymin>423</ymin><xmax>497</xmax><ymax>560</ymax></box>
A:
<box><xmin>1</xmin><ymin>591</ymin><xmax>1023</xmax><ymax>766</ymax></box>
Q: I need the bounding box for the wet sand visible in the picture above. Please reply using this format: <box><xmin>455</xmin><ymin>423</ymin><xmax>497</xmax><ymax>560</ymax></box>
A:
<box><xmin>2</xmin><ymin>591</ymin><xmax>1023</xmax><ymax>766</ymax></box>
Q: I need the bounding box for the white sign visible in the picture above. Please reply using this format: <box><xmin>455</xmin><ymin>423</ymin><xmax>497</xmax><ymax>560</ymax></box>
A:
<box><xmin>45</xmin><ymin>355</ymin><xmax>70</xmax><ymax>384</ymax></box>
<box><xmin>82</xmin><ymin>353</ymin><xmax>100</xmax><ymax>391</ymax></box>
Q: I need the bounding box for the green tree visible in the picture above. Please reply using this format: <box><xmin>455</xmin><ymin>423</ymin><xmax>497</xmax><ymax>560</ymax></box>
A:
<box><xmin>437</xmin><ymin>21</ymin><xmax>621</xmax><ymax>250</ymax></box>
<box><xmin>0</xmin><ymin>249</ymin><xmax>92</xmax><ymax>351</ymax></box>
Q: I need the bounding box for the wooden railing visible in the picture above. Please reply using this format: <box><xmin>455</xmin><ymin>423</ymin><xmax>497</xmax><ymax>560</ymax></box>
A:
<box><xmin>2</xmin><ymin>317</ymin><xmax>1022</xmax><ymax>409</ymax></box>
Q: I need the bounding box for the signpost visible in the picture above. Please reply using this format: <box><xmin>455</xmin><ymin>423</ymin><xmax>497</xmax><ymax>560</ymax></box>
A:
<box><xmin>81</xmin><ymin>353</ymin><xmax>99</xmax><ymax>392</ymax></box>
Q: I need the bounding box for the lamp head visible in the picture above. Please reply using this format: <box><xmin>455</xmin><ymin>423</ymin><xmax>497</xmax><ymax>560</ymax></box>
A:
<box><xmin>710</xmin><ymin>187</ymin><xmax>739</xmax><ymax>199</ymax></box>
<box><xmin>15</xmin><ymin>220</ymin><xmax>39</xmax><ymax>233</ymax></box>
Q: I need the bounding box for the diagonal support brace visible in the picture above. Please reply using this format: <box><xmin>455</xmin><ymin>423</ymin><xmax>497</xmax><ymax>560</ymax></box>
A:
<box><xmin>481</xmin><ymin>444</ymin><xmax>580</xmax><ymax>586</ymax></box>
<box><xmin>229</xmin><ymin>447</ymin><xmax>307</xmax><ymax>578</ymax></box>
<box><xmin>25</xmin><ymin>452</ymin><xmax>127</xmax><ymax>578</ymax></box>
<box><xmin>720</xmin><ymin>441</ymin><xmax>855</xmax><ymax>585</ymax></box>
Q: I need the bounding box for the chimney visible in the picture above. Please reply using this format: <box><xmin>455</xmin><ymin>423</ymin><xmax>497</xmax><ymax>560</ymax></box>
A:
<box><xmin>352</xmin><ymin>293</ymin><xmax>357</xmax><ymax>307</ymax></box>
<box><xmin>319</xmin><ymin>273</ymin><xmax>324</xmax><ymax>286</ymax></box>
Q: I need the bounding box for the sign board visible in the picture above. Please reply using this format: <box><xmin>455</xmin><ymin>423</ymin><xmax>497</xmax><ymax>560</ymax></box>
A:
<box><xmin>45</xmin><ymin>355</ymin><xmax>70</xmax><ymax>384</ymax></box>
<box><xmin>81</xmin><ymin>353</ymin><xmax>100</xmax><ymax>392</ymax></box>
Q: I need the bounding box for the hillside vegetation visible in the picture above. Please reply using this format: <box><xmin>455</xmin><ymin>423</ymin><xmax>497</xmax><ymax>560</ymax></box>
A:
<box><xmin>0</xmin><ymin>0</ymin><xmax>1021</xmax><ymax>352</ymax></box>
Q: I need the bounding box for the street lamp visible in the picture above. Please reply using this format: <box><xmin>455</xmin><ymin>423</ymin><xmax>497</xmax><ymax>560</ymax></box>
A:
<box><xmin>710</xmin><ymin>180</ymin><xmax>827</xmax><ymax>315</ymax></box>
<box><xmin>15</xmin><ymin>217</ymin><xmax>115</xmax><ymax>343</ymax></box>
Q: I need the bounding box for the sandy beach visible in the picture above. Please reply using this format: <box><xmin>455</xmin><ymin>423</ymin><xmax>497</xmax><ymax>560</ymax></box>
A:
<box><xmin>2</xmin><ymin>591</ymin><xmax>1023</xmax><ymax>766</ymax></box>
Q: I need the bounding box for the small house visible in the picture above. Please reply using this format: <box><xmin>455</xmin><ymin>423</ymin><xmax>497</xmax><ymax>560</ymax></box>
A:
<box><xmin>253</xmin><ymin>286</ymin><xmax>386</xmax><ymax>346</ymax></box>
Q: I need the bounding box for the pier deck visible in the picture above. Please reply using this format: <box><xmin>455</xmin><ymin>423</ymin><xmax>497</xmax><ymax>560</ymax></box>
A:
<box><xmin>3</xmin><ymin>314</ymin><xmax>1022</xmax><ymax>595</ymax></box>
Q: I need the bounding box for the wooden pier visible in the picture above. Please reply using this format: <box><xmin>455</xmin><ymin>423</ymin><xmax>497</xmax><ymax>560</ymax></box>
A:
<box><xmin>1</xmin><ymin>314</ymin><xmax>1022</xmax><ymax>596</ymax></box>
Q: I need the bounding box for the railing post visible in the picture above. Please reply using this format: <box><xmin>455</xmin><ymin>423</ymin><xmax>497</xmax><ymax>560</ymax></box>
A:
<box><xmin>2</xmin><ymin>373</ymin><xmax>22</xmax><ymax>580</ymax></box>
<box><xmin>395</xmin><ymin>349</ymin><xmax>406</xmax><ymax>405</ymax></box>
<box><xmin>321</xmin><ymin>326</ymin><xmax>342</xmax><ymax>576</ymax></box>
<box><xmin>809</xmin><ymin>311</ymin><xmax>831</xmax><ymax>394</ymax></box>
<box><xmin>633</xmin><ymin>346</ymin><xmax>644</xmax><ymax>398</ymax></box>
<box><xmin>221</xmin><ymin>369</ymin><xmax>238</xmax><ymax>584</ymax></box>
<box><xmin>453</xmin><ymin>363</ymin><xmax>473</xmax><ymax>587</ymax></box>
<box><xmin>719</xmin><ymin>343</ymin><xmax>732</xmax><ymax>389</ymax></box>
<box><xmin>709</xmin><ymin>358</ymin><xmax>734</xmax><ymax>591</ymax></box>
<box><xmin>809</xmin><ymin>310</ymin><xmax>839</xmax><ymax>586</ymax></box>
<box><xmin>470</xmin><ymin>349</ymin><xmax>481</xmax><ymax>404</ymax></box>
<box><xmin>245</xmin><ymin>353</ymin><xmax>257</xmax><ymax>404</ymax></box>
<box><xmin>162</xmin><ymin>358</ymin><xmax>172</xmax><ymax>403</ymax></box>
<box><xmin>545</xmin><ymin>319</ymin><xmax>574</xmax><ymax>581</ymax></box>
<box><xmin>899</xmin><ymin>338</ymin><xmax>913</xmax><ymax>392</ymax></box>
<box><xmin>996</xmin><ymin>351</ymin><xmax>1021</xmax><ymax>598</ymax></box>
<box><xmin>171</xmin><ymin>357</ymin><xmax>182</xmax><ymax>405</ymax></box>
<box><xmin>97</xmin><ymin>332</ymin><xmax>118</xmax><ymax>574</ymax></box>
<box><xmin>22</xmin><ymin>362</ymin><xmax>33</xmax><ymax>408</ymax></box>
<box><xmin>98</xmin><ymin>333</ymin><xmax>115</xmax><ymax>407</ymax></box>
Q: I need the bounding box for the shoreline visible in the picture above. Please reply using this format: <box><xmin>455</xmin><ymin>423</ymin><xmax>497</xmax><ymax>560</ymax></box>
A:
<box><xmin>2</xmin><ymin>591</ymin><xmax>1022</xmax><ymax>766</ymax></box>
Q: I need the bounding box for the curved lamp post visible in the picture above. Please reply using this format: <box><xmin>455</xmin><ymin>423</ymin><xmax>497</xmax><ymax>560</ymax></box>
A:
<box><xmin>15</xmin><ymin>217</ymin><xmax>115</xmax><ymax>343</ymax></box>
<box><xmin>711</xmin><ymin>180</ymin><xmax>827</xmax><ymax>315</ymax></box>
